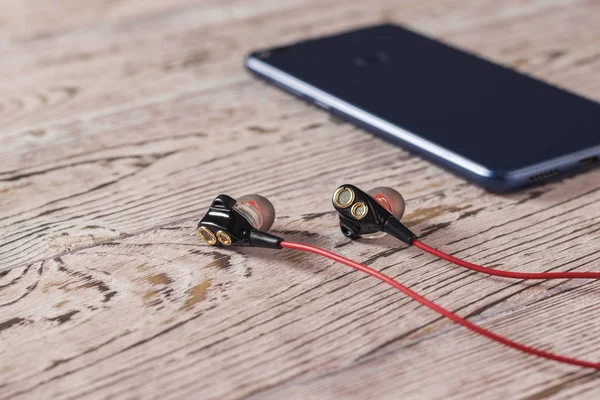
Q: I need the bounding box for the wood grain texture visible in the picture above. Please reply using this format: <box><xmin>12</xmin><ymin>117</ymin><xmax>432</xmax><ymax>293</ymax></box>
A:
<box><xmin>1</xmin><ymin>0</ymin><xmax>600</xmax><ymax>398</ymax></box>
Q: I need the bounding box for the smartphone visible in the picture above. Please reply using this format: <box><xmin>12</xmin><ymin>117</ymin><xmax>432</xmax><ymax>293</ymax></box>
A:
<box><xmin>245</xmin><ymin>24</ymin><xmax>600</xmax><ymax>192</ymax></box>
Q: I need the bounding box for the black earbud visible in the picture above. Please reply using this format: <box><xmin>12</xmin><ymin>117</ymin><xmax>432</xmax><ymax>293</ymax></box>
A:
<box><xmin>198</xmin><ymin>194</ymin><xmax>283</xmax><ymax>249</ymax></box>
<box><xmin>332</xmin><ymin>184</ymin><xmax>416</xmax><ymax>245</ymax></box>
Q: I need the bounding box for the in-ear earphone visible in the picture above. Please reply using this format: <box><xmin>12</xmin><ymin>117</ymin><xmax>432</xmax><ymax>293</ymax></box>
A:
<box><xmin>196</xmin><ymin>190</ymin><xmax>600</xmax><ymax>370</ymax></box>
<box><xmin>197</xmin><ymin>194</ymin><xmax>283</xmax><ymax>249</ymax></box>
<box><xmin>332</xmin><ymin>184</ymin><xmax>414</xmax><ymax>244</ymax></box>
<box><xmin>331</xmin><ymin>183</ymin><xmax>600</xmax><ymax>280</ymax></box>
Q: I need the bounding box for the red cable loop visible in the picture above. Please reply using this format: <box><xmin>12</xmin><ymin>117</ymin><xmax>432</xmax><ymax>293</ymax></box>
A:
<box><xmin>280</xmin><ymin>241</ymin><xmax>600</xmax><ymax>369</ymax></box>
<box><xmin>412</xmin><ymin>240</ymin><xmax>600</xmax><ymax>280</ymax></box>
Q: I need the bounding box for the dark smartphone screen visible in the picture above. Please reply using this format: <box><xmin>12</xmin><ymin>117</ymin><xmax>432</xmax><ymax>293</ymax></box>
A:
<box><xmin>252</xmin><ymin>24</ymin><xmax>600</xmax><ymax>175</ymax></box>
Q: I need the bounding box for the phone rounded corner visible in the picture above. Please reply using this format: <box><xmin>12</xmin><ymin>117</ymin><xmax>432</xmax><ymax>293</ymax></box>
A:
<box><xmin>244</xmin><ymin>53</ymin><xmax>258</xmax><ymax>69</ymax></box>
<box><xmin>479</xmin><ymin>170</ymin><xmax>523</xmax><ymax>193</ymax></box>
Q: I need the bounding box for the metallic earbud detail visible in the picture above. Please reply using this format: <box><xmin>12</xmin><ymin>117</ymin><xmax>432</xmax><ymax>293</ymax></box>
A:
<box><xmin>333</xmin><ymin>186</ymin><xmax>355</xmax><ymax>209</ymax></box>
<box><xmin>332</xmin><ymin>184</ymin><xmax>416</xmax><ymax>245</ymax></box>
<box><xmin>199</xmin><ymin>226</ymin><xmax>217</xmax><ymax>245</ymax></box>
<box><xmin>350</xmin><ymin>202</ymin><xmax>369</xmax><ymax>220</ymax></box>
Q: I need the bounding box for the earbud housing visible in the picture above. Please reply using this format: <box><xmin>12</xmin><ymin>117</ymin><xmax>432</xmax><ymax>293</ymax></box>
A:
<box><xmin>198</xmin><ymin>194</ymin><xmax>282</xmax><ymax>249</ymax></box>
<box><xmin>332</xmin><ymin>184</ymin><xmax>416</xmax><ymax>245</ymax></box>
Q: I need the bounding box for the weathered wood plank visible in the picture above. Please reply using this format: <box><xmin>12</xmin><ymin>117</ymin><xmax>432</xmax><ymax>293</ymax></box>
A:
<box><xmin>1</xmin><ymin>0</ymin><xmax>600</xmax><ymax>399</ymax></box>
<box><xmin>2</xmin><ymin>0</ymin><xmax>600</xmax><ymax>269</ymax></box>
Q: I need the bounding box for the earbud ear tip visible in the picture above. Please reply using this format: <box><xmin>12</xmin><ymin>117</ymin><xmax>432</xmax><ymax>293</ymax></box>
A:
<box><xmin>367</xmin><ymin>187</ymin><xmax>406</xmax><ymax>220</ymax></box>
<box><xmin>235</xmin><ymin>194</ymin><xmax>276</xmax><ymax>231</ymax></box>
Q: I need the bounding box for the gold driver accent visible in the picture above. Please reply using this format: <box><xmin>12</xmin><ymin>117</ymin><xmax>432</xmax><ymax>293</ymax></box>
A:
<box><xmin>216</xmin><ymin>230</ymin><xmax>232</xmax><ymax>246</ymax></box>
<box><xmin>333</xmin><ymin>187</ymin><xmax>355</xmax><ymax>208</ymax></box>
<box><xmin>198</xmin><ymin>226</ymin><xmax>217</xmax><ymax>245</ymax></box>
<box><xmin>351</xmin><ymin>202</ymin><xmax>369</xmax><ymax>220</ymax></box>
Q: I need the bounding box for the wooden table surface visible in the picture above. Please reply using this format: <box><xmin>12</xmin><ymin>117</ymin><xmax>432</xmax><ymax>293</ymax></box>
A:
<box><xmin>1</xmin><ymin>0</ymin><xmax>600</xmax><ymax>398</ymax></box>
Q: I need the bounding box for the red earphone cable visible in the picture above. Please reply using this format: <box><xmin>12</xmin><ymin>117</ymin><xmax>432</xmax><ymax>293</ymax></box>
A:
<box><xmin>280</xmin><ymin>241</ymin><xmax>600</xmax><ymax>369</ymax></box>
<box><xmin>412</xmin><ymin>239</ymin><xmax>600</xmax><ymax>280</ymax></box>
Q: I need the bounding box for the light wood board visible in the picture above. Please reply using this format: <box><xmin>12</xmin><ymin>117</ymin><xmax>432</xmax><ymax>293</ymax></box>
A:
<box><xmin>1</xmin><ymin>0</ymin><xmax>600</xmax><ymax>398</ymax></box>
